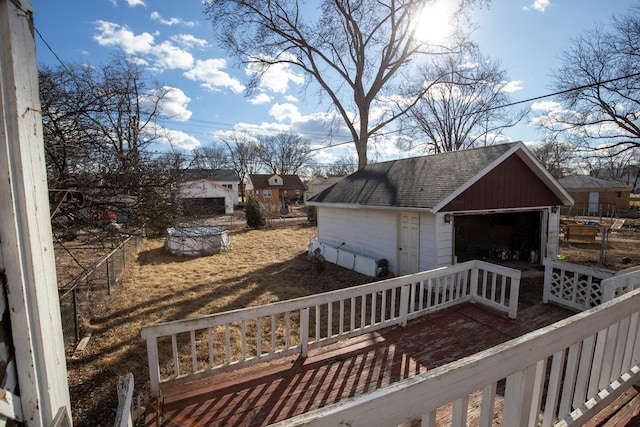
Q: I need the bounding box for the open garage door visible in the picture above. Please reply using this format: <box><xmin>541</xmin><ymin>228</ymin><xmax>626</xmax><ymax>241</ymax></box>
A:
<box><xmin>454</xmin><ymin>211</ymin><xmax>542</xmax><ymax>264</ymax></box>
<box><xmin>181</xmin><ymin>197</ymin><xmax>226</xmax><ymax>216</ymax></box>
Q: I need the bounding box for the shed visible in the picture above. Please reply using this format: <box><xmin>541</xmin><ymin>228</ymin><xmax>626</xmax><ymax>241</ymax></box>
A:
<box><xmin>558</xmin><ymin>175</ymin><xmax>632</xmax><ymax>215</ymax></box>
<box><xmin>307</xmin><ymin>142</ymin><xmax>573</xmax><ymax>277</ymax></box>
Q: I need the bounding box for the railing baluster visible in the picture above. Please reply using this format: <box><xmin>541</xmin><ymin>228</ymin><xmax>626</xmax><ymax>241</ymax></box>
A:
<box><xmin>479</xmin><ymin>382</ymin><xmax>496</xmax><ymax>427</ymax></box>
<box><xmin>350</xmin><ymin>297</ymin><xmax>356</xmax><ymax>331</ymax></box>
<box><xmin>256</xmin><ymin>317</ymin><xmax>262</xmax><ymax>357</ymax></box>
<box><xmin>339</xmin><ymin>299</ymin><xmax>344</xmax><ymax>334</ymax></box>
<box><xmin>190</xmin><ymin>330</ymin><xmax>197</xmax><ymax>373</ymax></box>
<box><xmin>285</xmin><ymin>312</ymin><xmax>291</xmax><ymax>348</ymax></box>
<box><xmin>300</xmin><ymin>308</ymin><xmax>309</xmax><ymax>358</ymax></box>
<box><xmin>315</xmin><ymin>305</ymin><xmax>320</xmax><ymax>340</ymax></box>
<box><xmin>172</xmin><ymin>334</ymin><xmax>179</xmax><ymax>377</ymax></box>
<box><xmin>225</xmin><ymin>324</ymin><xmax>231</xmax><ymax>364</ymax></box>
<box><xmin>328</xmin><ymin>302</ymin><xmax>333</xmax><ymax>338</ymax></box>
<box><xmin>271</xmin><ymin>315</ymin><xmax>276</xmax><ymax>354</ymax></box>
<box><xmin>241</xmin><ymin>320</ymin><xmax>246</xmax><ymax>359</ymax></box>
<box><xmin>208</xmin><ymin>328</ymin><xmax>214</xmax><ymax>368</ymax></box>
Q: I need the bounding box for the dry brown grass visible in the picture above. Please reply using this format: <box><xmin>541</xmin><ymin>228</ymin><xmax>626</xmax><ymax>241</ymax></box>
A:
<box><xmin>67</xmin><ymin>224</ymin><xmax>375</xmax><ymax>426</ymax></box>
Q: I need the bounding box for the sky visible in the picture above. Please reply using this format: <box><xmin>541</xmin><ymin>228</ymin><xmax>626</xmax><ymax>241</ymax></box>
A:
<box><xmin>29</xmin><ymin>0</ymin><xmax>637</xmax><ymax>168</ymax></box>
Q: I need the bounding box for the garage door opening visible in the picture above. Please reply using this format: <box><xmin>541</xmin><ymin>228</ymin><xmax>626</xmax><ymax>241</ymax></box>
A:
<box><xmin>454</xmin><ymin>211</ymin><xmax>542</xmax><ymax>264</ymax></box>
<box><xmin>180</xmin><ymin>197</ymin><xmax>226</xmax><ymax>216</ymax></box>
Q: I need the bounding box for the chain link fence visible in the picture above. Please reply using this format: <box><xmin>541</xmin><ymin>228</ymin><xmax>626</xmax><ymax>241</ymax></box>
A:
<box><xmin>58</xmin><ymin>235</ymin><xmax>143</xmax><ymax>349</ymax></box>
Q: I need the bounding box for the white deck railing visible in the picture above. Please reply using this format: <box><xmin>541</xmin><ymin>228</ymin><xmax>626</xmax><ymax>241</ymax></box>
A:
<box><xmin>141</xmin><ymin>260</ymin><xmax>520</xmax><ymax>396</ymax></box>
<box><xmin>270</xmin><ymin>288</ymin><xmax>640</xmax><ymax>427</ymax></box>
<box><xmin>602</xmin><ymin>265</ymin><xmax>640</xmax><ymax>303</ymax></box>
<box><xmin>543</xmin><ymin>258</ymin><xmax>615</xmax><ymax>310</ymax></box>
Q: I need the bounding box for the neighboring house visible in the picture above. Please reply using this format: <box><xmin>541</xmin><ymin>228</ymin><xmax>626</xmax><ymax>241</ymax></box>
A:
<box><xmin>245</xmin><ymin>174</ymin><xmax>306</xmax><ymax>206</ymax></box>
<box><xmin>304</xmin><ymin>176</ymin><xmax>346</xmax><ymax>203</ymax></box>
<box><xmin>558</xmin><ymin>175</ymin><xmax>632</xmax><ymax>214</ymax></box>
<box><xmin>177</xmin><ymin>169</ymin><xmax>240</xmax><ymax>215</ymax></box>
<box><xmin>307</xmin><ymin>142</ymin><xmax>573</xmax><ymax>277</ymax></box>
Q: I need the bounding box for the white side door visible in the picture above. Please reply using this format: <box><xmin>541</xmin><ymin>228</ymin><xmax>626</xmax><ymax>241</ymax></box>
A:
<box><xmin>588</xmin><ymin>191</ymin><xmax>599</xmax><ymax>212</ymax></box>
<box><xmin>398</xmin><ymin>212</ymin><xmax>420</xmax><ymax>276</ymax></box>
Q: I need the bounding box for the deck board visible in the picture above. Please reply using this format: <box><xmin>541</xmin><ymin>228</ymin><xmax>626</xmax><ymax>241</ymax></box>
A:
<box><xmin>145</xmin><ymin>300</ymin><xmax>574</xmax><ymax>426</ymax></box>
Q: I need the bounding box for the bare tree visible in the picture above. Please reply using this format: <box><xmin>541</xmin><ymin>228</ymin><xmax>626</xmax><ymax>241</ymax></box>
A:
<box><xmin>540</xmin><ymin>6</ymin><xmax>640</xmax><ymax>155</ymax></box>
<box><xmin>204</xmin><ymin>0</ymin><xmax>485</xmax><ymax>169</ymax></box>
<box><xmin>400</xmin><ymin>48</ymin><xmax>525</xmax><ymax>153</ymax></box>
<box><xmin>256</xmin><ymin>133</ymin><xmax>312</xmax><ymax>175</ymax></box>
<box><xmin>529</xmin><ymin>139</ymin><xmax>577</xmax><ymax>179</ymax></box>
<box><xmin>326</xmin><ymin>155</ymin><xmax>358</xmax><ymax>176</ymax></box>
<box><xmin>192</xmin><ymin>144</ymin><xmax>230</xmax><ymax>169</ymax></box>
<box><xmin>217</xmin><ymin>131</ymin><xmax>261</xmax><ymax>202</ymax></box>
<box><xmin>40</xmin><ymin>57</ymin><xmax>183</xmax><ymax>236</ymax></box>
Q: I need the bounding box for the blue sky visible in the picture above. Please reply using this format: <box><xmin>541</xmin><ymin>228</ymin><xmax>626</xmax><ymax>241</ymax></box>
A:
<box><xmin>30</xmin><ymin>0</ymin><xmax>637</xmax><ymax>166</ymax></box>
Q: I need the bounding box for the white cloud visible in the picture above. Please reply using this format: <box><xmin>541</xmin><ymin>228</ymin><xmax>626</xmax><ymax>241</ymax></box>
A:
<box><xmin>157</xmin><ymin>86</ymin><xmax>193</xmax><ymax>121</ymax></box>
<box><xmin>144</xmin><ymin>123</ymin><xmax>201</xmax><ymax>150</ymax></box>
<box><xmin>501</xmin><ymin>80</ymin><xmax>524</xmax><ymax>93</ymax></box>
<box><xmin>249</xmin><ymin>93</ymin><xmax>272</xmax><ymax>105</ymax></box>
<box><xmin>531</xmin><ymin>100</ymin><xmax>563</xmax><ymax>111</ymax></box>
<box><xmin>523</xmin><ymin>0</ymin><xmax>550</xmax><ymax>12</ymax></box>
<box><xmin>94</xmin><ymin>21</ymin><xmax>154</xmax><ymax>55</ymax></box>
<box><xmin>285</xmin><ymin>95</ymin><xmax>299</xmax><ymax>102</ymax></box>
<box><xmin>153</xmin><ymin>41</ymin><xmax>194</xmax><ymax>70</ymax></box>
<box><xmin>184</xmin><ymin>59</ymin><xmax>245</xmax><ymax>93</ymax></box>
<box><xmin>171</xmin><ymin>34</ymin><xmax>207</xmax><ymax>49</ymax></box>
<box><xmin>246</xmin><ymin>55</ymin><xmax>305</xmax><ymax>94</ymax></box>
<box><xmin>126</xmin><ymin>0</ymin><xmax>145</xmax><ymax>7</ymax></box>
<box><xmin>269</xmin><ymin>103</ymin><xmax>303</xmax><ymax>122</ymax></box>
<box><xmin>150</xmin><ymin>11</ymin><xmax>197</xmax><ymax>27</ymax></box>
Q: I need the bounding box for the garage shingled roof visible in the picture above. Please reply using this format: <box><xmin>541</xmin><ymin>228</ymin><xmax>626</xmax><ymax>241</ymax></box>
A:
<box><xmin>308</xmin><ymin>143</ymin><xmax>517</xmax><ymax>209</ymax></box>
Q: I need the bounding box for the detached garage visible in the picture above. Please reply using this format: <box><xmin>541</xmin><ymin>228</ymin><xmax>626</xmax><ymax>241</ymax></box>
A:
<box><xmin>307</xmin><ymin>142</ymin><xmax>573</xmax><ymax>277</ymax></box>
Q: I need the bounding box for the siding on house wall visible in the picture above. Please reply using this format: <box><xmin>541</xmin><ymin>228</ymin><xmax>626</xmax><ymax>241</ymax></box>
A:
<box><xmin>442</xmin><ymin>155</ymin><xmax>560</xmax><ymax>211</ymax></box>
<box><xmin>568</xmin><ymin>189</ymin><xmax>630</xmax><ymax>211</ymax></box>
<box><xmin>317</xmin><ymin>207</ymin><xmax>398</xmax><ymax>273</ymax></box>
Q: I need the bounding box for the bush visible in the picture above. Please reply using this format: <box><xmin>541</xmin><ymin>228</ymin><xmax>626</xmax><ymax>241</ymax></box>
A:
<box><xmin>307</xmin><ymin>206</ymin><xmax>317</xmax><ymax>225</ymax></box>
<box><xmin>246</xmin><ymin>195</ymin><xmax>266</xmax><ymax>229</ymax></box>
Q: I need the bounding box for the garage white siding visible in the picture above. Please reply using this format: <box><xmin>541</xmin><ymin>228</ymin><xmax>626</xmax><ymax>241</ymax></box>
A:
<box><xmin>436</xmin><ymin>214</ymin><xmax>454</xmax><ymax>267</ymax></box>
<box><xmin>317</xmin><ymin>207</ymin><xmax>398</xmax><ymax>273</ymax></box>
<box><xmin>417</xmin><ymin>213</ymin><xmax>453</xmax><ymax>271</ymax></box>
<box><xmin>419</xmin><ymin>213</ymin><xmax>436</xmax><ymax>271</ymax></box>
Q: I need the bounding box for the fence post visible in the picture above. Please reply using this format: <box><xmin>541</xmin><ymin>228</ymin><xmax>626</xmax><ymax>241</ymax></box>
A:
<box><xmin>106</xmin><ymin>257</ymin><xmax>111</xmax><ymax>296</ymax></box>
<box><xmin>300</xmin><ymin>307</ymin><xmax>309</xmax><ymax>358</ymax></box>
<box><xmin>73</xmin><ymin>287</ymin><xmax>79</xmax><ymax>342</ymax></box>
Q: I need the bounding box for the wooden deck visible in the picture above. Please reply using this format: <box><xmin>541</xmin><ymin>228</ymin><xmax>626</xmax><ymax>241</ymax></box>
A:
<box><xmin>144</xmin><ymin>295</ymin><xmax>585</xmax><ymax>427</ymax></box>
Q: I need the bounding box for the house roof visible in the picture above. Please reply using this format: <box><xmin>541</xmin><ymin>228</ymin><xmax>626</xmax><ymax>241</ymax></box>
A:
<box><xmin>558</xmin><ymin>175</ymin><xmax>632</xmax><ymax>190</ymax></box>
<box><xmin>180</xmin><ymin>169</ymin><xmax>239</xmax><ymax>182</ymax></box>
<box><xmin>308</xmin><ymin>142</ymin><xmax>573</xmax><ymax>212</ymax></box>
<box><xmin>249</xmin><ymin>174</ymin><xmax>306</xmax><ymax>190</ymax></box>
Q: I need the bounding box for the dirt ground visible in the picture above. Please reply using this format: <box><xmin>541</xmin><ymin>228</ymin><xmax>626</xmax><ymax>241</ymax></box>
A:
<box><xmin>59</xmin><ymin>219</ymin><xmax>640</xmax><ymax>426</ymax></box>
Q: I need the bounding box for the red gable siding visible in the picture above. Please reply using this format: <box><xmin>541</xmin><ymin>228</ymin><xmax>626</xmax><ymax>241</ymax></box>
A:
<box><xmin>442</xmin><ymin>154</ymin><xmax>561</xmax><ymax>212</ymax></box>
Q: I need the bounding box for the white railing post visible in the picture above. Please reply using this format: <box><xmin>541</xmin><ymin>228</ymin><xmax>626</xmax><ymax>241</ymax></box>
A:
<box><xmin>469</xmin><ymin>262</ymin><xmax>479</xmax><ymax>302</ymax></box>
<box><xmin>399</xmin><ymin>284</ymin><xmax>410</xmax><ymax>328</ymax></box>
<box><xmin>145</xmin><ymin>337</ymin><xmax>161</xmax><ymax>396</ymax></box>
<box><xmin>300</xmin><ymin>307</ymin><xmax>309</xmax><ymax>358</ymax></box>
<box><xmin>509</xmin><ymin>275</ymin><xmax>521</xmax><ymax>319</ymax></box>
<box><xmin>543</xmin><ymin>258</ymin><xmax>553</xmax><ymax>303</ymax></box>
